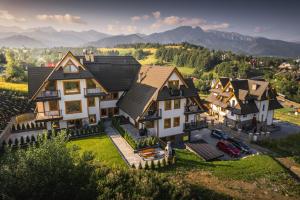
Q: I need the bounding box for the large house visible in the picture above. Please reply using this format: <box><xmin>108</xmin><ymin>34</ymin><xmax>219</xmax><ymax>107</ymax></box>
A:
<box><xmin>206</xmin><ymin>77</ymin><xmax>282</xmax><ymax>129</ymax></box>
<box><xmin>28</xmin><ymin>51</ymin><xmax>206</xmax><ymax>141</ymax></box>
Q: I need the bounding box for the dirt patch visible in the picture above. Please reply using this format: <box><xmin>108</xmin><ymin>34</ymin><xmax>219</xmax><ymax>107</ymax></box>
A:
<box><xmin>184</xmin><ymin>170</ymin><xmax>299</xmax><ymax>200</ymax></box>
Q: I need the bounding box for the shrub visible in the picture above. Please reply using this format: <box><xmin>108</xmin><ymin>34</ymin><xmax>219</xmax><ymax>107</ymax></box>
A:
<box><xmin>157</xmin><ymin>159</ymin><xmax>161</xmax><ymax>168</ymax></box>
<box><xmin>131</xmin><ymin>163</ymin><xmax>136</xmax><ymax>169</ymax></box>
<box><xmin>2</xmin><ymin>140</ymin><xmax>7</xmax><ymax>147</ymax></box>
<box><xmin>20</xmin><ymin>136</ymin><xmax>25</xmax><ymax>145</ymax></box>
<box><xmin>8</xmin><ymin>139</ymin><xmax>13</xmax><ymax>146</ymax></box>
<box><xmin>16</xmin><ymin>124</ymin><xmax>21</xmax><ymax>130</ymax></box>
<box><xmin>21</xmin><ymin>124</ymin><xmax>26</xmax><ymax>130</ymax></box>
<box><xmin>150</xmin><ymin>160</ymin><xmax>155</xmax><ymax>170</ymax></box>
<box><xmin>144</xmin><ymin>161</ymin><xmax>149</xmax><ymax>170</ymax></box>
<box><xmin>26</xmin><ymin>136</ymin><xmax>30</xmax><ymax>143</ymax></box>
<box><xmin>14</xmin><ymin>138</ymin><xmax>19</xmax><ymax>146</ymax></box>
<box><xmin>31</xmin><ymin>135</ymin><xmax>36</xmax><ymax>143</ymax></box>
<box><xmin>26</xmin><ymin>123</ymin><xmax>30</xmax><ymax>129</ymax></box>
<box><xmin>162</xmin><ymin>158</ymin><xmax>166</xmax><ymax>167</ymax></box>
<box><xmin>31</xmin><ymin>122</ymin><xmax>35</xmax><ymax>129</ymax></box>
<box><xmin>11</xmin><ymin>125</ymin><xmax>16</xmax><ymax>132</ymax></box>
<box><xmin>138</xmin><ymin>162</ymin><xmax>143</xmax><ymax>169</ymax></box>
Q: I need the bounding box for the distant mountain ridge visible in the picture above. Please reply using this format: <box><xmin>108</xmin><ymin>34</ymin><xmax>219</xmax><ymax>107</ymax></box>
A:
<box><xmin>0</xmin><ymin>25</ymin><xmax>300</xmax><ymax>57</ymax></box>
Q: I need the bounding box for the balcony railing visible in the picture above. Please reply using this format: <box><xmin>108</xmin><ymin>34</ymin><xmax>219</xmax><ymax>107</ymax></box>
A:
<box><xmin>35</xmin><ymin>90</ymin><xmax>60</xmax><ymax>101</ymax></box>
<box><xmin>84</xmin><ymin>88</ymin><xmax>106</xmax><ymax>97</ymax></box>
<box><xmin>184</xmin><ymin>120</ymin><xmax>208</xmax><ymax>131</ymax></box>
<box><xmin>35</xmin><ymin>110</ymin><xmax>62</xmax><ymax>121</ymax></box>
<box><xmin>184</xmin><ymin>105</ymin><xmax>203</xmax><ymax>114</ymax></box>
<box><xmin>169</xmin><ymin>88</ymin><xmax>183</xmax><ymax>96</ymax></box>
<box><xmin>139</xmin><ymin>109</ymin><xmax>162</xmax><ymax>122</ymax></box>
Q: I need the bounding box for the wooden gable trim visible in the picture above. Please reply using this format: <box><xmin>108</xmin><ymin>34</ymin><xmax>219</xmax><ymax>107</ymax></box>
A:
<box><xmin>212</xmin><ymin>78</ymin><xmax>221</xmax><ymax>89</ymax></box>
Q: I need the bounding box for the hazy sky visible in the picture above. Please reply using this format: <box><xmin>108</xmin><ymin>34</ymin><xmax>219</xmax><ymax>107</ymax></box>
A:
<box><xmin>0</xmin><ymin>0</ymin><xmax>299</xmax><ymax>41</ymax></box>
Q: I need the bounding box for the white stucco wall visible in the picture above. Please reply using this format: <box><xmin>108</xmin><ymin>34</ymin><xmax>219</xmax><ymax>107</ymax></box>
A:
<box><xmin>255</xmin><ymin>100</ymin><xmax>269</xmax><ymax>122</ymax></box>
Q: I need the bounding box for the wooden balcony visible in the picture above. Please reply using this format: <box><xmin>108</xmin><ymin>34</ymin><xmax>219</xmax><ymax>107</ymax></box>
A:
<box><xmin>35</xmin><ymin>90</ymin><xmax>61</xmax><ymax>101</ymax></box>
<box><xmin>169</xmin><ymin>88</ymin><xmax>183</xmax><ymax>97</ymax></box>
<box><xmin>184</xmin><ymin>121</ymin><xmax>208</xmax><ymax>132</ymax></box>
<box><xmin>84</xmin><ymin>88</ymin><xmax>106</xmax><ymax>97</ymax></box>
<box><xmin>139</xmin><ymin>109</ymin><xmax>162</xmax><ymax>122</ymax></box>
<box><xmin>35</xmin><ymin>110</ymin><xmax>62</xmax><ymax>122</ymax></box>
<box><xmin>184</xmin><ymin>105</ymin><xmax>203</xmax><ymax>114</ymax></box>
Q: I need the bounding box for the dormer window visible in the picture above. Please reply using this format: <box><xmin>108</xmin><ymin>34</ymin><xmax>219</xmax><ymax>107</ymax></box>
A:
<box><xmin>63</xmin><ymin>65</ymin><xmax>79</xmax><ymax>73</ymax></box>
<box><xmin>168</xmin><ymin>80</ymin><xmax>179</xmax><ymax>89</ymax></box>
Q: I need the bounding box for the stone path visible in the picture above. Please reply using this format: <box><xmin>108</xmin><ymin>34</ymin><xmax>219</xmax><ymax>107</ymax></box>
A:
<box><xmin>105</xmin><ymin>124</ymin><xmax>144</xmax><ymax>167</ymax></box>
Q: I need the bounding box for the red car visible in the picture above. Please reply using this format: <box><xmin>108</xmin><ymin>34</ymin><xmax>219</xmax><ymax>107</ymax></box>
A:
<box><xmin>216</xmin><ymin>140</ymin><xmax>240</xmax><ymax>157</ymax></box>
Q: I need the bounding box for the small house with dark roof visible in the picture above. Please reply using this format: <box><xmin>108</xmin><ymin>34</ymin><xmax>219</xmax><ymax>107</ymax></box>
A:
<box><xmin>206</xmin><ymin>77</ymin><xmax>282</xmax><ymax>129</ymax></box>
<box><xmin>28</xmin><ymin>51</ymin><xmax>206</xmax><ymax>140</ymax></box>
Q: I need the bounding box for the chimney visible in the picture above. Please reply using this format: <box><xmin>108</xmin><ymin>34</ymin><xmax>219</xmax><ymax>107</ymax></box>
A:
<box><xmin>90</xmin><ymin>51</ymin><xmax>94</xmax><ymax>62</ymax></box>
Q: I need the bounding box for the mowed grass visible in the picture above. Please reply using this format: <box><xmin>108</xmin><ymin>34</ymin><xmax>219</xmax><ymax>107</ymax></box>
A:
<box><xmin>0</xmin><ymin>80</ymin><xmax>28</xmax><ymax>92</ymax></box>
<box><xmin>68</xmin><ymin>135</ymin><xmax>126</xmax><ymax>168</ymax></box>
<box><xmin>275</xmin><ymin>107</ymin><xmax>300</xmax><ymax>126</ymax></box>
<box><xmin>162</xmin><ymin>149</ymin><xmax>295</xmax><ymax>182</ymax></box>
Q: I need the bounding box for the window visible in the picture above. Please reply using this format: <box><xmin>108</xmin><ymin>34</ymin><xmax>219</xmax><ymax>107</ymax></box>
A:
<box><xmin>145</xmin><ymin>121</ymin><xmax>154</xmax><ymax>128</ymax></box>
<box><xmin>45</xmin><ymin>81</ymin><xmax>56</xmax><ymax>91</ymax></box>
<box><xmin>165</xmin><ymin>100</ymin><xmax>172</xmax><ymax>111</ymax></box>
<box><xmin>88</xmin><ymin>97</ymin><xmax>95</xmax><ymax>107</ymax></box>
<box><xmin>63</xmin><ymin>81</ymin><xmax>80</xmax><ymax>95</ymax></box>
<box><xmin>89</xmin><ymin>114</ymin><xmax>97</xmax><ymax>124</ymax></box>
<box><xmin>49</xmin><ymin>101</ymin><xmax>58</xmax><ymax>111</ymax></box>
<box><xmin>164</xmin><ymin>118</ymin><xmax>171</xmax><ymax>129</ymax></box>
<box><xmin>101</xmin><ymin>92</ymin><xmax>119</xmax><ymax>101</ymax></box>
<box><xmin>168</xmin><ymin>80</ymin><xmax>179</xmax><ymax>89</ymax></box>
<box><xmin>173</xmin><ymin>117</ymin><xmax>180</xmax><ymax>127</ymax></box>
<box><xmin>63</xmin><ymin>61</ymin><xmax>79</xmax><ymax>73</ymax></box>
<box><xmin>65</xmin><ymin>100</ymin><xmax>82</xmax><ymax>114</ymax></box>
<box><xmin>262</xmin><ymin>105</ymin><xmax>265</xmax><ymax>111</ymax></box>
<box><xmin>101</xmin><ymin>109</ymin><xmax>107</xmax><ymax>116</ymax></box>
<box><xmin>174</xmin><ymin>99</ymin><xmax>181</xmax><ymax>109</ymax></box>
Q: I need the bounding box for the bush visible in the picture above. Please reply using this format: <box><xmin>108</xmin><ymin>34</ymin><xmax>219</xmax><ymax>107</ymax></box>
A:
<box><xmin>144</xmin><ymin>161</ymin><xmax>149</xmax><ymax>170</ymax></box>
<box><xmin>20</xmin><ymin>137</ymin><xmax>24</xmax><ymax>145</ymax></box>
<box><xmin>31</xmin><ymin>135</ymin><xmax>36</xmax><ymax>143</ymax></box>
<box><xmin>150</xmin><ymin>160</ymin><xmax>155</xmax><ymax>170</ymax></box>
<box><xmin>8</xmin><ymin>139</ymin><xmax>13</xmax><ymax>146</ymax></box>
<box><xmin>17</xmin><ymin>124</ymin><xmax>21</xmax><ymax>130</ymax></box>
<box><xmin>138</xmin><ymin>162</ymin><xmax>143</xmax><ymax>169</ymax></box>
<box><xmin>131</xmin><ymin>163</ymin><xmax>136</xmax><ymax>169</ymax></box>
<box><xmin>21</xmin><ymin>124</ymin><xmax>26</xmax><ymax>130</ymax></box>
<box><xmin>26</xmin><ymin>136</ymin><xmax>30</xmax><ymax>143</ymax></box>
<box><xmin>14</xmin><ymin>138</ymin><xmax>19</xmax><ymax>146</ymax></box>
<box><xmin>11</xmin><ymin>125</ymin><xmax>16</xmax><ymax>132</ymax></box>
<box><xmin>157</xmin><ymin>159</ymin><xmax>161</xmax><ymax>168</ymax></box>
<box><xmin>26</xmin><ymin>123</ymin><xmax>30</xmax><ymax>130</ymax></box>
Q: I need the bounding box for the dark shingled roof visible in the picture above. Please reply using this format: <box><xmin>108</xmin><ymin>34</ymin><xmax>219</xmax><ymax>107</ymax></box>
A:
<box><xmin>231</xmin><ymin>100</ymin><xmax>259</xmax><ymax>115</ymax></box>
<box><xmin>76</xmin><ymin>56</ymin><xmax>141</xmax><ymax>91</ymax></box>
<box><xmin>28</xmin><ymin>67</ymin><xmax>53</xmax><ymax>98</ymax></box>
<box><xmin>48</xmin><ymin>68</ymin><xmax>94</xmax><ymax>81</ymax></box>
<box><xmin>219</xmin><ymin>77</ymin><xmax>230</xmax><ymax>87</ymax></box>
<box><xmin>268</xmin><ymin>99</ymin><xmax>283</xmax><ymax>110</ymax></box>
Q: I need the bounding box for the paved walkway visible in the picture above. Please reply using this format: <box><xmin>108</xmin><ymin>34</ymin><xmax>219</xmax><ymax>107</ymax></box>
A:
<box><xmin>105</xmin><ymin>124</ymin><xmax>144</xmax><ymax>167</ymax></box>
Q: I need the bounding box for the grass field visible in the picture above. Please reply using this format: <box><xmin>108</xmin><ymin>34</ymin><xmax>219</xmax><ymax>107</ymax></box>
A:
<box><xmin>0</xmin><ymin>79</ymin><xmax>27</xmax><ymax>92</ymax></box>
<box><xmin>275</xmin><ymin>107</ymin><xmax>300</xmax><ymax>126</ymax></box>
<box><xmin>67</xmin><ymin>135</ymin><xmax>126</xmax><ymax>168</ymax></box>
<box><xmin>160</xmin><ymin>149</ymin><xmax>300</xmax><ymax>199</ymax></box>
<box><xmin>176</xmin><ymin>66</ymin><xmax>195</xmax><ymax>76</ymax></box>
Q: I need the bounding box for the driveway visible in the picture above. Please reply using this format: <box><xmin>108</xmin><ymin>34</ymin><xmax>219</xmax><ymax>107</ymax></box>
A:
<box><xmin>190</xmin><ymin>128</ymin><xmax>258</xmax><ymax>161</ymax></box>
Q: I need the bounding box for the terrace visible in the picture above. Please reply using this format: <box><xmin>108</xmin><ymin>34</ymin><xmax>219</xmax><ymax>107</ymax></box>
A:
<box><xmin>35</xmin><ymin>90</ymin><xmax>61</xmax><ymax>101</ymax></box>
<box><xmin>84</xmin><ymin>87</ymin><xmax>106</xmax><ymax>97</ymax></box>
<box><xmin>35</xmin><ymin>110</ymin><xmax>62</xmax><ymax>122</ymax></box>
<box><xmin>139</xmin><ymin>109</ymin><xmax>162</xmax><ymax>122</ymax></box>
<box><xmin>184</xmin><ymin>120</ymin><xmax>208</xmax><ymax>132</ymax></box>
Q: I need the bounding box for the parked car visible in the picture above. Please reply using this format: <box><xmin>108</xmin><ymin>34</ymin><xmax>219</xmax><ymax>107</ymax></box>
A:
<box><xmin>211</xmin><ymin>129</ymin><xmax>229</xmax><ymax>140</ymax></box>
<box><xmin>227</xmin><ymin>137</ymin><xmax>251</xmax><ymax>154</ymax></box>
<box><xmin>216</xmin><ymin>140</ymin><xmax>240</xmax><ymax>157</ymax></box>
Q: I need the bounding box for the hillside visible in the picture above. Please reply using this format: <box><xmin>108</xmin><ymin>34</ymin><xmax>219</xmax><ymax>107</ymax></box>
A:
<box><xmin>0</xmin><ymin>35</ymin><xmax>45</xmax><ymax>48</ymax></box>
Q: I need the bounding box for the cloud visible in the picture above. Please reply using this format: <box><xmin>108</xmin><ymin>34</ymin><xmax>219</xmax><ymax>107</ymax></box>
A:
<box><xmin>0</xmin><ymin>10</ymin><xmax>26</xmax><ymax>22</ymax></box>
<box><xmin>36</xmin><ymin>14</ymin><xmax>86</xmax><ymax>24</ymax></box>
<box><xmin>107</xmin><ymin>24</ymin><xmax>137</xmax><ymax>34</ymax></box>
<box><xmin>152</xmin><ymin>11</ymin><xmax>161</xmax><ymax>19</ymax></box>
<box><xmin>131</xmin><ymin>14</ymin><xmax>149</xmax><ymax>22</ymax></box>
<box><xmin>254</xmin><ymin>26</ymin><xmax>269</xmax><ymax>33</ymax></box>
<box><xmin>150</xmin><ymin>14</ymin><xmax>229</xmax><ymax>31</ymax></box>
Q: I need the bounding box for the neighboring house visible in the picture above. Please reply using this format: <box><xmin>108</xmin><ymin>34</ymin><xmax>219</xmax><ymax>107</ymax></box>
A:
<box><xmin>206</xmin><ymin>77</ymin><xmax>282</xmax><ymax>129</ymax></box>
<box><xmin>28</xmin><ymin>51</ymin><xmax>206</xmax><ymax>141</ymax></box>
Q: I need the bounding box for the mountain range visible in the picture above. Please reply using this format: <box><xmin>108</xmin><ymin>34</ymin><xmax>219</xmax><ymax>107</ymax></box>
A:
<box><xmin>0</xmin><ymin>25</ymin><xmax>300</xmax><ymax>57</ymax></box>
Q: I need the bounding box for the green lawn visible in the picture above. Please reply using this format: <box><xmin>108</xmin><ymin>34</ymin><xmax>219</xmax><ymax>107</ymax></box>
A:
<box><xmin>68</xmin><ymin>135</ymin><xmax>126</xmax><ymax>168</ymax></box>
<box><xmin>258</xmin><ymin>134</ymin><xmax>300</xmax><ymax>164</ymax></box>
<box><xmin>275</xmin><ymin>107</ymin><xmax>300</xmax><ymax>126</ymax></box>
<box><xmin>176</xmin><ymin>66</ymin><xmax>195</xmax><ymax>76</ymax></box>
<box><xmin>159</xmin><ymin>149</ymin><xmax>300</xmax><ymax>197</ymax></box>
